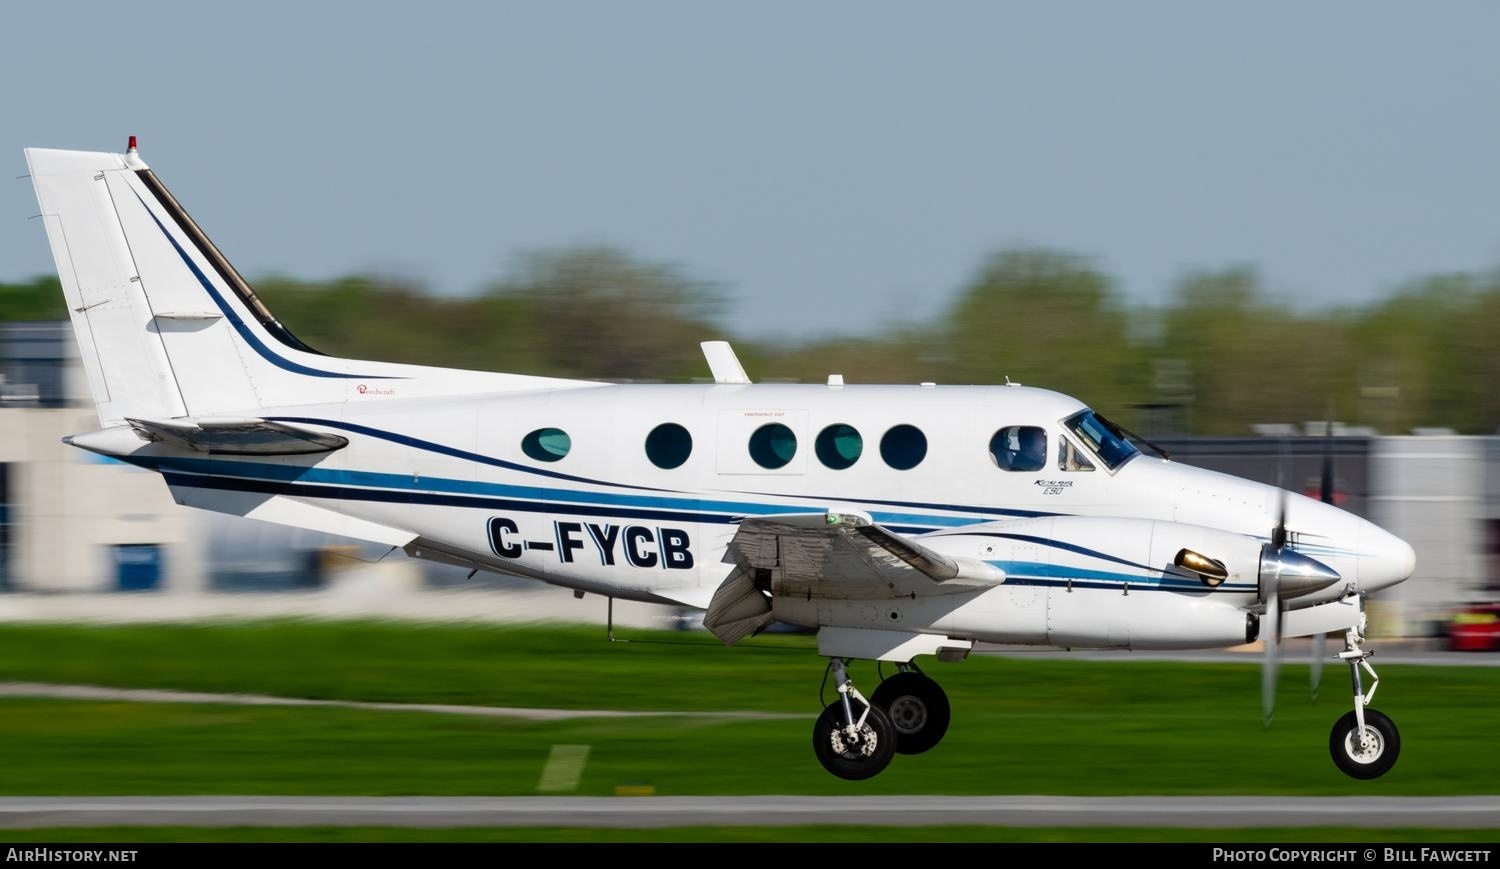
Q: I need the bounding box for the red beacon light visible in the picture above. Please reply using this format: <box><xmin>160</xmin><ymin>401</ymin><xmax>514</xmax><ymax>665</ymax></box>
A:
<box><xmin>123</xmin><ymin>135</ymin><xmax>147</xmax><ymax>170</ymax></box>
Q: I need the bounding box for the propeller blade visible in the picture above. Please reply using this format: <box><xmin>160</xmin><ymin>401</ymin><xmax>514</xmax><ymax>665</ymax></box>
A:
<box><xmin>1320</xmin><ymin>407</ymin><xmax>1335</xmax><ymax>505</ymax></box>
<box><xmin>1310</xmin><ymin>632</ymin><xmax>1326</xmax><ymax>701</ymax></box>
<box><xmin>1262</xmin><ymin>583</ymin><xmax>1280</xmax><ymax>724</ymax></box>
<box><xmin>1272</xmin><ymin>439</ymin><xmax>1289</xmax><ymax>550</ymax></box>
<box><xmin>1271</xmin><ymin>486</ymin><xmax>1288</xmax><ymax>551</ymax></box>
<box><xmin>1310</xmin><ymin>409</ymin><xmax>1333</xmax><ymax>702</ymax></box>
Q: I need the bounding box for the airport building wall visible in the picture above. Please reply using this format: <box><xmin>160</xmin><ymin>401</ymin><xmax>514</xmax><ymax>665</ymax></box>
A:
<box><xmin>1371</xmin><ymin>437</ymin><xmax>1490</xmax><ymax>624</ymax></box>
<box><xmin>0</xmin><ymin>408</ymin><xmax>206</xmax><ymax>593</ymax></box>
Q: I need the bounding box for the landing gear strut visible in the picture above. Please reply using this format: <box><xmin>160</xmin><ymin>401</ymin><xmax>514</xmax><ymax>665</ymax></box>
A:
<box><xmin>1328</xmin><ymin>618</ymin><xmax>1400</xmax><ymax>779</ymax></box>
<box><xmin>812</xmin><ymin>658</ymin><xmax>896</xmax><ymax>780</ymax></box>
<box><xmin>872</xmin><ymin>664</ymin><xmax>951</xmax><ymax>755</ymax></box>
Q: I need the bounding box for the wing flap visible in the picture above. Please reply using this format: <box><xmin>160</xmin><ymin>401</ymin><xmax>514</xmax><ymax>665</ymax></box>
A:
<box><xmin>724</xmin><ymin>511</ymin><xmax>1003</xmax><ymax>599</ymax></box>
<box><xmin>701</xmin><ymin>566</ymin><xmax>775</xmax><ymax>645</ymax></box>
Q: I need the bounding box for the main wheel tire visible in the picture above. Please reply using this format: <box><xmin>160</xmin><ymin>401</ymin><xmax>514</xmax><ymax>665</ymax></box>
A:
<box><xmin>871</xmin><ymin>671</ymin><xmax>951</xmax><ymax>755</ymax></box>
<box><xmin>812</xmin><ymin>700</ymin><xmax>897</xmax><ymax>780</ymax></box>
<box><xmin>1328</xmin><ymin>708</ymin><xmax>1400</xmax><ymax>780</ymax></box>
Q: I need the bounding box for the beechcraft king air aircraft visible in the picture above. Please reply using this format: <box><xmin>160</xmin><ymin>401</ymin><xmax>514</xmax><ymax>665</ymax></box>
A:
<box><xmin>24</xmin><ymin>140</ymin><xmax>1417</xmax><ymax>780</ymax></box>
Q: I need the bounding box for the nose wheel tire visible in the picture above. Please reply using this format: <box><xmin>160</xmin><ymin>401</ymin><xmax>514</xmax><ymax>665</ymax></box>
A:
<box><xmin>1329</xmin><ymin>708</ymin><xmax>1400</xmax><ymax>780</ymax></box>
<box><xmin>812</xmin><ymin>701</ymin><xmax>897</xmax><ymax>780</ymax></box>
<box><xmin>871</xmin><ymin>671</ymin><xmax>951</xmax><ymax>755</ymax></box>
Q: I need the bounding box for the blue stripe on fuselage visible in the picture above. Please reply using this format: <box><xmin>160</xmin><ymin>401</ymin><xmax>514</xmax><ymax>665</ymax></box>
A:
<box><xmin>159</xmin><ymin>471</ymin><xmax>743</xmax><ymax>526</ymax></box>
<box><xmin>155</xmin><ymin>467</ymin><xmax>1255</xmax><ymax>590</ymax></box>
<box><xmin>131</xmin><ymin>455</ymin><xmax>1009</xmax><ymax>527</ymax></box>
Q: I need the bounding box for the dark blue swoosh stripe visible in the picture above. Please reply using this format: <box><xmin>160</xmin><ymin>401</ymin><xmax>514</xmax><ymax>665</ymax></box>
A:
<box><xmin>268</xmin><ymin>417</ymin><xmax>671</xmax><ymax>492</ymax></box>
<box><xmin>732</xmin><ymin>489</ymin><xmax>1059</xmax><ymax>520</ymax></box>
<box><xmin>133</xmin><ymin>190</ymin><xmax>397</xmax><ymax>380</ymax></box>
<box><xmin>165</xmin><ymin>471</ymin><xmax>755</xmax><ymax>526</ymax></box>
<box><xmin>962</xmin><ymin>532</ymin><xmax>1164</xmax><ymax>574</ymax></box>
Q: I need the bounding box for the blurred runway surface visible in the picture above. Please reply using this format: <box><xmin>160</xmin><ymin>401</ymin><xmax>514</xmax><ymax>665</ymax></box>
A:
<box><xmin>0</xmin><ymin>796</ymin><xmax>1495</xmax><ymax>828</ymax></box>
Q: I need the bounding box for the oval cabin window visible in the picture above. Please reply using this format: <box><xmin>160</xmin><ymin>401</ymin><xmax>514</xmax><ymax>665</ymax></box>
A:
<box><xmin>815</xmin><ymin>423</ymin><xmax>863</xmax><ymax>470</ymax></box>
<box><xmin>521</xmin><ymin>427</ymin><xmax>572</xmax><ymax>463</ymax></box>
<box><xmin>645</xmin><ymin>422</ymin><xmax>693</xmax><ymax>469</ymax></box>
<box><xmin>880</xmin><ymin>424</ymin><xmax>927</xmax><ymax>470</ymax></box>
<box><xmin>748</xmin><ymin>423</ymin><xmax>798</xmax><ymax>469</ymax></box>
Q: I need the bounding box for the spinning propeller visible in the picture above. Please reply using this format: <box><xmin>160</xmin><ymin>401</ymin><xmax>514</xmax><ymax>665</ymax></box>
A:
<box><xmin>1310</xmin><ymin>412</ymin><xmax>1338</xmax><ymax>701</ymax></box>
<box><xmin>1261</xmin><ymin>414</ymin><xmax>1342</xmax><ymax>722</ymax></box>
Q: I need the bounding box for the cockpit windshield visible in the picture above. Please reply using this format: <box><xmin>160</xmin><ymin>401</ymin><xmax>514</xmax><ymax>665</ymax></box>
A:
<box><xmin>1064</xmin><ymin>410</ymin><xmax>1139</xmax><ymax>471</ymax></box>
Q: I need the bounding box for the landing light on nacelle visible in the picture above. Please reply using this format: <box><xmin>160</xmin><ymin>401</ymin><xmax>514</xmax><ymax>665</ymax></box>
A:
<box><xmin>1174</xmin><ymin>548</ymin><xmax>1229</xmax><ymax>587</ymax></box>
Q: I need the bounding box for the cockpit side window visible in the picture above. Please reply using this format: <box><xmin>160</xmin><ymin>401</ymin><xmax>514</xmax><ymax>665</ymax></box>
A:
<box><xmin>989</xmin><ymin>426</ymin><xmax>1047</xmax><ymax>472</ymax></box>
<box><xmin>1058</xmin><ymin>438</ymin><xmax>1095</xmax><ymax>471</ymax></box>
<box><xmin>1063</xmin><ymin>410</ymin><xmax>1139</xmax><ymax>471</ymax></box>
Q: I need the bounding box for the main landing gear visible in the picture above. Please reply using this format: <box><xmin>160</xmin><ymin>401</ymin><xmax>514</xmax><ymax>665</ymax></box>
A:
<box><xmin>812</xmin><ymin>659</ymin><xmax>951</xmax><ymax>779</ymax></box>
<box><xmin>1328</xmin><ymin>623</ymin><xmax>1400</xmax><ymax>779</ymax></box>
<box><xmin>872</xmin><ymin>663</ymin><xmax>951</xmax><ymax>755</ymax></box>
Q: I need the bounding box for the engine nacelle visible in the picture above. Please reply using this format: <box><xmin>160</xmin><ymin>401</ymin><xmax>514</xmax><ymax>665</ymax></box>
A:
<box><xmin>773</xmin><ymin>584</ymin><xmax>1256</xmax><ymax>650</ymax></box>
<box><xmin>922</xmin><ymin>515</ymin><xmax>1266</xmax><ymax>600</ymax></box>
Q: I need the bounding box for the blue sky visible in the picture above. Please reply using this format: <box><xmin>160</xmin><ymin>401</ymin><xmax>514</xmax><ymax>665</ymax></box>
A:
<box><xmin>5</xmin><ymin>1</ymin><xmax>1500</xmax><ymax>338</ymax></box>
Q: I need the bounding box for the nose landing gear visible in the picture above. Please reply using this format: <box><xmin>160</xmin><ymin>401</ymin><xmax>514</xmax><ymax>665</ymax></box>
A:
<box><xmin>1328</xmin><ymin>621</ymin><xmax>1400</xmax><ymax>779</ymax></box>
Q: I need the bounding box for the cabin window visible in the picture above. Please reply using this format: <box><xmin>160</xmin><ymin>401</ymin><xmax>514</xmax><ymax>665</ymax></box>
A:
<box><xmin>989</xmin><ymin>426</ymin><xmax>1046</xmax><ymax>471</ymax></box>
<box><xmin>815</xmin><ymin>423</ymin><xmax>863</xmax><ymax>470</ymax></box>
<box><xmin>880</xmin><ymin>424</ymin><xmax>927</xmax><ymax>470</ymax></box>
<box><xmin>1059</xmin><ymin>438</ymin><xmax>1096</xmax><ymax>471</ymax></box>
<box><xmin>748</xmin><ymin>423</ymin><xmax>798</xmax><ymax>469</ymax></box>
<box><xmin>520</xmin><ymin>427</ymin><xmax>572</xmax><ymax>463</ymax></box>
<box><xmin>645</xmin><ymin>422</ymin><xmax>693</xmax><ymax>469</ymax></box>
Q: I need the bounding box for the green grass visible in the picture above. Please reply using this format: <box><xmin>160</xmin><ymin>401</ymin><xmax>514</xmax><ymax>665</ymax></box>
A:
<box><xmin>0</xmin><ymin>621</ymin><xmax>1493</xmax><ymax>796</ymax></box>
<box><xmin>0</xmin><ymin>621</ymin><xmax>817</xmax><ymax>711</ymax></box>
<box><xmin>1</xmin><ymin>826</ymin><xmax>1497</xmax><ymax>843</ymax></box>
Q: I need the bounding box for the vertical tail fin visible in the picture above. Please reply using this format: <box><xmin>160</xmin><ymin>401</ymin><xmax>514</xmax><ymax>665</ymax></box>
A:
<box><xmin>27</xmin><ymin>147</ymin><xmax>191</xmax><ymax>426</ymax></box>
<box><xmin>26</xmin><ymin>142</ymin><xmax>580</xmax><ymax>428</ymax></box>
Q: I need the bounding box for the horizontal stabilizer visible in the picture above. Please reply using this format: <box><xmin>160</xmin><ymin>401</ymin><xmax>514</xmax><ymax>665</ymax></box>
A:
<box><xmin>125</xmin><ymin>417</ymin><xmax>347</xmax><ymax>455</ymax></box>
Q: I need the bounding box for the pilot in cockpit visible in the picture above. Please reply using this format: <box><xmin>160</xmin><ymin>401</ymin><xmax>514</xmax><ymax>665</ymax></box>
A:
<box><xmin>1016</xmin><ymin>427</ymin><xmax>1046</xmax><ymax>471</ymax></box>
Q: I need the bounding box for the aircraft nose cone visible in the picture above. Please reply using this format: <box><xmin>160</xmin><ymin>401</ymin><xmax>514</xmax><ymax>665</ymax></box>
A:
<box><xmin>1359</xmin><ymin>522</ymin><xmax>1416</xmax><ymax>591</ymax></box>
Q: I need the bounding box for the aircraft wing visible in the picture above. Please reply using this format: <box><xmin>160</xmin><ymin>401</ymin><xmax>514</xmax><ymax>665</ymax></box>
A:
<box><xmin>723</xmin><ymin>510</ymin><xmax>1004</xmax><ymax>599</ymax></box>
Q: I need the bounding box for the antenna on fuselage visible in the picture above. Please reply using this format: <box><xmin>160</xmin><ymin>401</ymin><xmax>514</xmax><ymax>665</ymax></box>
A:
<box><xmin>701</xmin><ymin>341</ymin><xmax>751</xmax><ymax>384</ymax></box>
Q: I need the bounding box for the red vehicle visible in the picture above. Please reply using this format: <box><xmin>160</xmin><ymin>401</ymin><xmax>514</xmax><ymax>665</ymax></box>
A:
<box><xmin>1449</xmin><ymin>604</ymin><xmax>1500</xmax><ymax>651</ymax></box>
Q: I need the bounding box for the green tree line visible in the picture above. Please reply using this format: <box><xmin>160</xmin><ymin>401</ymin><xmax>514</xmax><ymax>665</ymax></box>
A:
<box><xmin>2</xmin><ymin>245</ymin><xmax>1496</xmax><ymax>435</ymax></box>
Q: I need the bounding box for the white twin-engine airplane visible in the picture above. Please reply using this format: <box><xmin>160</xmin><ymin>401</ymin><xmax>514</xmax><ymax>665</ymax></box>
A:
<box><xmin>24</xmin><ymin>140</ymin><xmax>1416</xmax><ymax>781</ymax></box>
